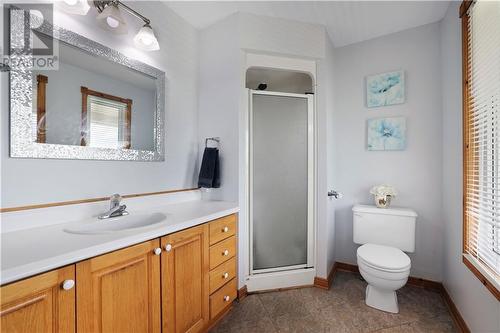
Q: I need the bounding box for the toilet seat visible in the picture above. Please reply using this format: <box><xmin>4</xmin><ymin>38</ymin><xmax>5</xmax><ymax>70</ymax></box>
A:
<box><xmin>357</xmin><ymin>244</ymin><xmax>411</xmax><ymax>273</ymax></box>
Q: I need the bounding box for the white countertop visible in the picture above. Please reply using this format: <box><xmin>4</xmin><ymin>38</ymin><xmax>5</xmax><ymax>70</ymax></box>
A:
<box><xmin>1</xmin><ymin>199</ymin><xmax>238</xmax><ymax>285</ymax></box>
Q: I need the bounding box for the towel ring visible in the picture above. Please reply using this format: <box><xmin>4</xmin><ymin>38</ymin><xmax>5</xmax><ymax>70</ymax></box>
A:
<box><xmin>205</xmin><ymin>137</ymin><xmax>220</xmax><ymax>148</ymax></box>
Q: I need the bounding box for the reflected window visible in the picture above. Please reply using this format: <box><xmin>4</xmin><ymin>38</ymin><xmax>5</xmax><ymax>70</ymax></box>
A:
<box><xmin>34</xmin><ymin>74</ymin><xmax>48</xmax><ymax>143</ymax></box>
<box><xmin>80</xmin><ymin>87</ymin><xmax>132</xmax><ymax>149</ymax></box>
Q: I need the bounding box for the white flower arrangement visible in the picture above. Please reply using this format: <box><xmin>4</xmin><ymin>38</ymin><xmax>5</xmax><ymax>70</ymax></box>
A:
<box><xmin>370</xmin><ymin>185</ymin><xmax>398</xmax><ymax>198</ymax></box>
<box><xmin>370</xmin><ymin>185</ymin><xmax>398</xmax><ymax>197</ymax></box>
<box><xmin>370</xmin><ymin>185</ymin><xmax>397</xmax><ymax>208</ymax></box>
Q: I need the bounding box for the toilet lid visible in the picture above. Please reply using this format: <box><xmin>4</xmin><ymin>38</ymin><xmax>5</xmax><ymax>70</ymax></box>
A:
<box><xmin>357</xmin><ymin>244</ymin><xmax>411</xmax><ymax>271</ymax></box>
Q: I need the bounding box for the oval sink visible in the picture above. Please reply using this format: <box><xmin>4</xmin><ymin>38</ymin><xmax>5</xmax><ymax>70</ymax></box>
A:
<box><xmin>64</xmin><ymin>212</ymin><xmax>168</xmax><ymax>235</ymax></box>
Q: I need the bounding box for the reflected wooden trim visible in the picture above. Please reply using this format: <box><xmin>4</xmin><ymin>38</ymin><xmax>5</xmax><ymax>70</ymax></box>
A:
<box><xmin>36</xmin><ymin>75</ymin><xmax>48</xmax><ymax>143</ymax></box>
<box><xmin>80</xmin><ymin>87</ymin><xmax>132</xmax><ymax>148</ymax></box>
<box><xmin>0</xmin><ymin>188</ymin><xmax>199</xmax><ymax>213</ymax></box>
<box><xmin>81</xmin><ymin>86</ymin><xmax>132</xmax><ymax>105</ymax></box>
<box><xmin>459</xmin><ymin>0</ymin><xmax>473</xmax><ymax>18</ymax></box>
<box><xmin>80</xmin><ymin>87</ymin><xmax>88</xmax><ymax>146</ymax></box>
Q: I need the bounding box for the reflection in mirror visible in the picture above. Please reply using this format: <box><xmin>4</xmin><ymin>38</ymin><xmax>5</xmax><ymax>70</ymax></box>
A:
<box><xmin>31</xmin><ymin>35</ymin><xmax>157</xmax><ymax>151</ymax></box>
<box><xmin>80</xmin><ymin>87</ymin><xmax>132</xmax><ymax>149</ymax></box>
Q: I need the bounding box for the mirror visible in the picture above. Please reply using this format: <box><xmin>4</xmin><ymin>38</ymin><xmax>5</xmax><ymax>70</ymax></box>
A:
<box><xmin>9</xmin><ymin>9</ymin><xmax>165</xmax><ymax>161</ymax></box>
<box><xmin>32</xmin><ymin>36</ymin><xmax>157</xmax><ymax>151</ymax></box>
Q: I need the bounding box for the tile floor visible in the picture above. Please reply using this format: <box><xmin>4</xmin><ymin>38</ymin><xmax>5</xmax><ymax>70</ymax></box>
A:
<box><xmin>210</xmin><ymin>272</ymin><xmax>457</xmax><ymax>333</ymax></box>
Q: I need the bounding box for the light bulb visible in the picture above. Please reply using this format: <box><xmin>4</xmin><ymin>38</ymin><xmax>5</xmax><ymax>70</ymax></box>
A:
<box><xmin>96</xmin><ymin>4</ymin><xmax>127</xmax><ymax>34</ymax></box>
<box><xmin>133</xmin><ymin>24</ymin><xmax>160</xmax><ymax>51</ymax></box>
<box><xmin>106</xmin><ymin>16</ymin><xmax>119</xmax><ymax>28</ymax></box>
<box><xmin>141</xmin><ymin>35</ymin><xmax>153</xmax><ymax>45</ymax></box>
<box><xmin>58</xmin><ymin>0</ymin><xmax>90</xmax><ymax>15</ymax></box>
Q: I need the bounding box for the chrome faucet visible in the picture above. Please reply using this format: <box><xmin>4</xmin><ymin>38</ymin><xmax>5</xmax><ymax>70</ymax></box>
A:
<box><xmin>98</xmin><ymin>194</ymin><xmax>129</xmax><ymax>219</ymax></box>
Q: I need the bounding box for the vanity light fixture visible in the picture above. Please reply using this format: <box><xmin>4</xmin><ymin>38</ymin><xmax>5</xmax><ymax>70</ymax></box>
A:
<box><xmin>94</xmin><ymin>1</ymin><xmax>160</xmax><ymax>50</ymax></box>
<box><xmin>59</xmin><ymin>0</ymin><xmax>160</xmax><ymax>51</ymax></box>
<box><xmin>133</xmin><ymin>24</ymin><xmax>160</xmax><ymax>51</ymax></box>
<box><xmin>95</xmin><ymin>2</ymin><xmax>127</xmax><ymax>34</ymax></box>
<box><xmin>59</xmin><ymin>0</ymin><xmax>91</xmax><ymax>16</ymax></box>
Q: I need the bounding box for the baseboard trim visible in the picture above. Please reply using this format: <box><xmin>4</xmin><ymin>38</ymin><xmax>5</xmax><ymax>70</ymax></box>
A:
<box><xmin>241</xmin><ymin>261</ymin><xmax>470</xmax><ymax>333</ymax></box>
<box><xmin>407</xmin><ymin>276</ymin><xmax>442</xmax><ymax>291</ymax></box>
<box><xmin>332</xmin><ymin>262</ymin><xmax>470</xmax><ymax>333</ymax></box>
<box><xmin>313</xmin><ymin>276</ymin><xmax>329</xmax><ymax>289</ymax></box>
<box><xmin>440</xmin><ymin>284</ymin><xmax>471</xmax><ymax>333</ymax></box>
<box><xmin>237</xmin><ymin>285</ymin><xmax>248</xmax><ymax>301</ymax></box>
<box><xmin>335</xmin><ymin>262</ymin><xmax>359</xmax><ymax>274</ymax></box>
<box><xmin>314</xmin><ymin>262</ymin><xmax>338</xmax><ymax>289</ymax></box>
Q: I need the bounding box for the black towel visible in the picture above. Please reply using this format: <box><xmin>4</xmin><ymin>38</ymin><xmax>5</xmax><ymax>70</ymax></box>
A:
<box><xmin>198</xmin><ymin>147</ymin><xmax>220</xmax><ymax>188</ymax></box>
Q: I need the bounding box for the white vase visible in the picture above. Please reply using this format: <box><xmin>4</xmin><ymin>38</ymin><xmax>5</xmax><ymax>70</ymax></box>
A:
<box><xmin>374</xmin><ymin>195</ymin><xmax>392</xmax><ymax>208</ymax></box>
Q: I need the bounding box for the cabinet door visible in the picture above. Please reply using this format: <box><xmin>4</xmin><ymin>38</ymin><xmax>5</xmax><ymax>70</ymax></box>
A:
<box><xmin>161</xmin><ymin>224</ymin><xmax>209</xmax><ymax>333</ymax></box>
<box><xmin>76</xmin><ymin>239</ymin><xmax>161</xmax><ymax>333</ymax></box>
<box><xmin>0</xmin><ymin>265</ymin><xmax>75</xmax><ymax>333</ymax></box>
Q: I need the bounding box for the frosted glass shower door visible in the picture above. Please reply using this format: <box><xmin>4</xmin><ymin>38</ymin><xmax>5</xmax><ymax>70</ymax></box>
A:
<box><xmin>250</xmin><ymin>91</ymin><xmax>314</xmax><ymax>273</ymax></box>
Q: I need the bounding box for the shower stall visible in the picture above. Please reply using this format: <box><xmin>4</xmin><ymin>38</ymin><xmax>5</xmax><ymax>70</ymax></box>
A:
<box><xmin>246</xmin><ymin>66</ymin><xmax>316</xmax><ymax>290</ymax></box>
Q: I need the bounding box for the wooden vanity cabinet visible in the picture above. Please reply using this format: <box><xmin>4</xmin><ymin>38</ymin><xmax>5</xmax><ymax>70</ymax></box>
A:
<box><xmin>207</xmin><ymin>214</ymin><xmax>237</xmax><ymax>321</ymax></box>
<box><xmin>0</xmin><ymin>213</ymin><xmax>238</xmax><ymax>333</ymax></box>
<box><xmin>75</xmin><ymin>239</ymin><xmax>162</xmax><ymax>333</ymax></box>
<box><xmin>0</xmin><ymin>265</ymin><xmax>75</xmax><ymax>333</ymax></box>
<box><xmin>161</xmin><ymin>224</ymin><xmax>210</xmax><ymax>333</ymax></box>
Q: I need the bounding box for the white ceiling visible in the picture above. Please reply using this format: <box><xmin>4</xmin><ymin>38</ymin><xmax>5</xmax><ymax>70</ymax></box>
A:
<box><xmin>166</xmin><ymin>1</ymin><xmax>451</xmax><ymax>47</ymax></box>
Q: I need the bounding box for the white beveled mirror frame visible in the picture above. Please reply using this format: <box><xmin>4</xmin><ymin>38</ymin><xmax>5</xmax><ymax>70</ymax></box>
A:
<box><xmin>9</xmin><ymin>8</ymin><xmax>165</xmax><ymax>161</ymax></box>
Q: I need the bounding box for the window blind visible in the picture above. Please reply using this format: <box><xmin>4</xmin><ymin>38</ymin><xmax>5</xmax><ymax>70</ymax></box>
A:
<box><xmin>88</xmin><ymin>95</ymin><xmax>128</xmax><ymax>149</ymax></box>
<box><xmin>463</xmin><ymin>0</ymin><xmax>500</xmax><ymax>285</ymax></box>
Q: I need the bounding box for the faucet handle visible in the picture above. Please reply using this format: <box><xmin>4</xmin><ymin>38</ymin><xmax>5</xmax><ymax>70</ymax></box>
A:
<box><xmin>110</xmin><ymin>194</ymin><xmax>122</xmax><ymax>208</ymax></box>
<box><xmin>110</xmin><ymin>193</ymin><xmax>122</xmax><ymax>201</ymax></box>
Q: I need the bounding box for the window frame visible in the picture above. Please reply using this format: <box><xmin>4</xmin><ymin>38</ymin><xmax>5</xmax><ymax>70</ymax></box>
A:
<box><xmin>80</xmin><ymin>87</ymin><xmax>132</xmax><ymax>149</ymax></box>
<box><xmin>35</xmin><ymin>74</ymin><xmax>48</xmax><ymax>143</ymax></box>
<box><xmin>460</xmin><ymin>0</ymin><xmax>500</xmax><ymax>301</ymax></box>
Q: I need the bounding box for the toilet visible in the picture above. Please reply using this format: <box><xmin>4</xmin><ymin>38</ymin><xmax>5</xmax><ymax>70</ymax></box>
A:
<box><xmin>352</xmin><ymin>205</ymin><xmax>417</xmax><ymax>313</ymax></box>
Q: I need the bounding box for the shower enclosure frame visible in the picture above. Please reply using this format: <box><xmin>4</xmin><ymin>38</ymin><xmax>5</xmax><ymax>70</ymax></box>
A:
<box><xmin>248</xmin><ymin>89</ymin><xmax>316</xmax><ymax>276</ymax></box>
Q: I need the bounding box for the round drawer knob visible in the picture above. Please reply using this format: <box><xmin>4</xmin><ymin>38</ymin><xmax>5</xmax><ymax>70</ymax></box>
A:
<box><xmin>62</xmin><ymin>279</ymin><xmax>75</xmax><ymax>291</ymax></box>
<box><xmin>222</xmin><ymin>226</ymin><xmax>229</xmax><ymax>233</ymax></box>
<box><xmin>223</xmin><ymin>295</ymin><xmax>231</xmax><ymax>302</ymax></box>
<box><xmin>153</xmin><ymin>248</ymin><xmax>162</xmax><ymax>255</ymax></box>
<box><xmin>165</xmin><ymin>244</ymin><xmax>172</xmax><ymax>252</ymax></box>
<box><xmin>223</xmin><ymin>250</ymin><xmax>229</xmax><ymax>256</ymax></box>
<box><xmin>223</xmin><ymin>272</ymin><xmax>229</xmax><ymax>279</ymax></box>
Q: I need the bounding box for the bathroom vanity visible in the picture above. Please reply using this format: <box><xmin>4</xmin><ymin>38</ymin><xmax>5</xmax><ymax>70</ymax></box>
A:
<box><xmin>2</xmin><ymin>9</ymin><xmax>239</xmax><ymax>332</ymax></box>
<box><xmin>0</xmin><ymin>198</ymin><xmax>238</xmax><ymax>333</ymax></box>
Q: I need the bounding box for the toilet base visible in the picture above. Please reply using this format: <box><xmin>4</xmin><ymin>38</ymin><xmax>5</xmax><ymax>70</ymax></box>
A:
<box><xmin>365</xmin><ymin>285</ymin><xmax>399</xmax><ymax>313</ymax></box>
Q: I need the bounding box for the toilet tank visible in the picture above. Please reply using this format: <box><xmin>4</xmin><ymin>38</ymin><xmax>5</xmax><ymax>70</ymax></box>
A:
<box><xmin>352</xmin><ymin>205</ymin><xmax>417</xmax><ymax>252</ymax></box>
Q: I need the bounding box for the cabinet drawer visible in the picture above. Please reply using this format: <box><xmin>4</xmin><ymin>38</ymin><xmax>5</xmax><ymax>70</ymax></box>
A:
<box><xmin>210</xmin><ymin>278</ymin><xmax>237</xmax><ymax>319</ymax></box>
<box><xmin>209</xmin><ymin>257</ymin><xmax>236</xmax><ymax>294</ymax></box>
<box><xmin>209</xmin><ymin>215</ymin><xmax>237</xmax><ymax>245</ymax></box>
<box><xmin>209</xmin><ymin>236</ymin><xmax>236</xmax><ymax>270</ymax></box>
